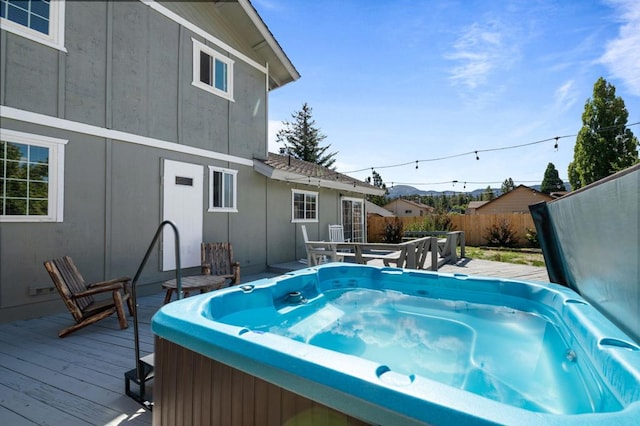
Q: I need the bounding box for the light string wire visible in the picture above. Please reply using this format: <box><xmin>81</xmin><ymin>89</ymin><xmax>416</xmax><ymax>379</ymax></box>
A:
<box><xmin>280</xmin><ymin>121</ymin><xmax>639</xmax><ymax>186</ymax></box>
<box><xmin>343</xmin><ymin>121</ymin><xmax>639</xmax><ymax>174</ymax></box>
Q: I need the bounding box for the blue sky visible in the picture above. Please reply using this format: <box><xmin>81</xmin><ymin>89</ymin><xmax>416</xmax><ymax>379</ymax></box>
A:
<box><xmin>254</xmin><ymin>0</ymin><xmax>640</xmax><ymax>191</ymax></box>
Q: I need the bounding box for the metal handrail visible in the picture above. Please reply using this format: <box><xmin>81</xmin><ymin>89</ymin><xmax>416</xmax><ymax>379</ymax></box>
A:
<box><xmin>130</xmin><ymin>220</ymin><xmax>181</xmax><ymax>383</ymax></box>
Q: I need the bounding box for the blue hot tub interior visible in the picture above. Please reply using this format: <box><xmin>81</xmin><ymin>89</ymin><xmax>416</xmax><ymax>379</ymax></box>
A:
<box><xmin>153</xmin><ymin>264</ymin><xmax>640</xmax><ymax>424</ymax></box>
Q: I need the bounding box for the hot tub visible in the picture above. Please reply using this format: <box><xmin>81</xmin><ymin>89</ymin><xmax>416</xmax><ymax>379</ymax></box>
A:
<box><xmin>151</xmin><ymin>264</ymin><xmax>640</xmax><ymax>425</ymax></box>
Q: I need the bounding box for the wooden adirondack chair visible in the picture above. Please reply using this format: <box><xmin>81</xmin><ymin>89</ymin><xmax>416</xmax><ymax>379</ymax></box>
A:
<box><xmin>201</xmin><ymin>242</ymin><xmax>241</xmax><ymax>285</ymax></box>
<box><xmin>43</xmin><ymin>256</ymin><xmax>133</xmax><ymax>338</ymax></box>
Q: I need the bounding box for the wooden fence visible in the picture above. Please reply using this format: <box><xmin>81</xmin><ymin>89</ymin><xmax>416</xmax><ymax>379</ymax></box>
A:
<box><xmin>367</xmin><ymin>213</ymin><xmax>536</xmax><ymax>247</ymax></box>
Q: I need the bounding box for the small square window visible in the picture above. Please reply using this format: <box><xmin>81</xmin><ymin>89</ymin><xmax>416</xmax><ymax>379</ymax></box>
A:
<box><xmin>192</xmin><ymin>38</ymin><xmax>234</xmax><ymax>101</ymax></box>
<box><xmin>292</xmin><ymin>189</ymin><xmax>318</xmax><ymax>222</ymax></box>
<box><xmin>208</xmin><ymin>166</ymin><xmax>237</xmax><ymax>212</ymax></box>
<box><xmin>0</xmin><ymin>0</ymin><xmax>65</xmax><ymax>51</ymax></box>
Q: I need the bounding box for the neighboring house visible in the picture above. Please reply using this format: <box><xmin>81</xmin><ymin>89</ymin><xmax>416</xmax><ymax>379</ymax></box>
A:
<box><xmin>466</xmin><ymin>201</ymin><xmax>489</xmax><ymax>214</ymax></box>
<box><xmin>471</xmin><ymin>185</ymin><xmax>554</xmax><ymax>214</ymax></box>
<box><xmin>383</xmin><ymin>198</ymin><xmax>435</xmax><ymax>217</ymax></box>
<box><xmin>365</xmin><ymin>200</ymin><xmax>395</xmax><ymax>218</ymax></box>
<box><xmin>0</xmin><ymin>0</ymin><xmax>382</xmax><ymax>322</ymax></box>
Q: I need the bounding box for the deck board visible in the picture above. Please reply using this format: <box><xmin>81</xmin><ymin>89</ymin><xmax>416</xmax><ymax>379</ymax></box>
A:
<box><xmin>0</xmin><ymin>292</ymin><xmax>163</xmax><ymax>425</ymax></box>
<box><xmin>0</xmin><ymin>261</ymin><xmax>549</xmax><ymax>425</ymax></box>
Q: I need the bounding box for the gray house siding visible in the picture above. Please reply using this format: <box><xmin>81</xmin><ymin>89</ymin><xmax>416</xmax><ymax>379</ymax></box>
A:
<box><xmin>0</xmin><ymin>1</ymin><xmax>372</xmax><ymax>324</ymax></box>
<box><xmin>0</xmin><ymin>1</ymin><xmax>278</xmax><ymax>322</ymax></box>
<box><xmin>2</xmin><ymin>35</ymin><xmax>59</xmax><ymax>116</ymax></box>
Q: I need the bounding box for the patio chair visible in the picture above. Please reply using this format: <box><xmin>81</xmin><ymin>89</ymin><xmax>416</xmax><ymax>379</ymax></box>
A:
<box><xmin>43</xmin><ymin>256</ymin><xmax>133</xmax><ymax>338</ymax></box>
<box><xmin>302</xmin><ymin>225</ymin><xmax>343</xmax><ymax>265</ymax></box>
<box><xmin>328</xmin><ymin>224</ymin><xmax>354</xmax><ymax>256</ymax></box>
<box><xmin>201</xmin><ymin>242</ymin><xmax>241</xmax><ymax>285</ymax></box>
<box><xmin>328</xmin><ymin>224</ymin><xmax>350</xmax><ymax>243</ymax></box>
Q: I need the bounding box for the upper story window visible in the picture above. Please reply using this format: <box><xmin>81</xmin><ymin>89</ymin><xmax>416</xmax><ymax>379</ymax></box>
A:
<box><xmin>208</xmin><ymin>166</ymin><xmax>237</xmax><ymax>212</ymax></box>
<box><xmin>292</xmin><ymin>189</ymin><xmax>317</xmax><ymax>222</ymax></box>
<box><xmin>1</xmin><ymin>129</ymin><xmax>67</xmax><ymax>222</ymax></box>
<box><xmin>192</xmin><ymin>38</ymin><xmax>234</xmax><ymax>101</ymax></box>
<box><xmin>0</xmin><ymin>0</ymin><xmax>66</xmax><ymax>51</ymax></box>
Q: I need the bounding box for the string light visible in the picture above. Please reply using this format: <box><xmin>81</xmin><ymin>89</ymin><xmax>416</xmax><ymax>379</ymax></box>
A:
<box><xmin>342</xmin><ymin>121</ymin><xmax>639</xmax><ymax>174</ymax></box>
<box><xmin>388</xmin><ymin>179</ymin><xmax>545</xmax><ymax>186</ymax></box>
<box><xmin>276</xmin><ymin>121</ymin><xmax>639</xmax><ymax>190</ymax></box>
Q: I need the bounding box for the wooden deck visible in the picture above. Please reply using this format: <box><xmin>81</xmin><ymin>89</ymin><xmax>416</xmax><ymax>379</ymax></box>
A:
<box><xmin>0</xmin><ymin>290</ymin><xmax>162</xmax><ymax>426</ymax></box>
<box><xmin>271</xmin><ymin>257</ymin><xmax>549</xmax><ymax>283</ymax></box>
<box><xmin>0</xmin><ymin>260</ymin><xmax>548</xmax><ymax>425</ymax></box>
<box><xmin>438</xmin><ymin>258</ymin><xmax>549</xmax><ymax>282</ymax></box>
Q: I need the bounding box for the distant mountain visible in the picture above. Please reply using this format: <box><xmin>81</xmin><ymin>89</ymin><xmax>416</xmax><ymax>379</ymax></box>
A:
<box><xmin>387</xmin><ymin>183</ymin><xmax>570</xmax><ymax>199</ymax></box>
<box><xmin>387</xmin><ymin>185</ymin><xmax>496</xmax><ymax>199</ymax></box>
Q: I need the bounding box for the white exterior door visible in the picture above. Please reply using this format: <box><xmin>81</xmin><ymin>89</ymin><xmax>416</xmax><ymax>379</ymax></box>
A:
<box><xmin>162</xmin><ymin>160</ymin><xmax>203</xmax><ymax>271</ymax></box>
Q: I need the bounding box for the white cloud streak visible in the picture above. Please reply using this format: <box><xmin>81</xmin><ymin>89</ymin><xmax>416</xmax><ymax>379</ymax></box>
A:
<box><xmin>554</xmin><ymin>80</ymin><xmax>578</xmax><ymax>112</ymax></box>
<box><xmin>600</xmin><ymin>0</ymin><xmax>640</xmax><ymax>96</ymax></box>
<box><xmin>446</xmin><ymin>21</ymin><xmax>513</xmax><ymax>89</ymax></box>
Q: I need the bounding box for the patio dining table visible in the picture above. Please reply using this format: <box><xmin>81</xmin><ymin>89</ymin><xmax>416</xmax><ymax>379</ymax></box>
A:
<box><xmin>305</xmin><ymin>236</ymin><xmax>436</xmax><ymax>270</ymax></box>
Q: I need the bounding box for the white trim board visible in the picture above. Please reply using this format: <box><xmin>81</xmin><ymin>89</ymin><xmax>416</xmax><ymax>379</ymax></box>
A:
<box><xmin>0</xmin><ymin>106</ymin><xmax>254</xmax><ymax>167</ymax></box>
<box><xmin>141</xmin><ymin>0</ymin><xmax>267</xmax><ymax>75</ymax></box>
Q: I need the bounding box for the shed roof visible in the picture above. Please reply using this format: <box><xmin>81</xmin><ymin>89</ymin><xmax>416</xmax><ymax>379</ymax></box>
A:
<box><xmin>383</xmin><ymin>198</ymin><xmax>434</xmax><ymax>211</ymax></box>
<box><xmin>365</xmin><ymin>200</ymin><xmax>395</xmax><ymax>217</ymax></box>
<box><xmin>468</xmin><ymin>201</ymin><xmax>489</xmax><ymax>209</ymax></box>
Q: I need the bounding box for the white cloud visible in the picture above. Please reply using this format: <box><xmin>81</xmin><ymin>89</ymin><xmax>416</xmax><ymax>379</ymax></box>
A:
<box><xmin>446</xmin><ymin>21</ymin><xmax>511</xmax><ymax>89</ymax></box>
<box><xmin>554</xmin><ymin>80</ymin><xmax>578</xmax><ymax>112</ymax></box>
<box><xmin>600</xmin><ymin>0</ymin><xmax>640</xmax><ymax>96</ymax></box>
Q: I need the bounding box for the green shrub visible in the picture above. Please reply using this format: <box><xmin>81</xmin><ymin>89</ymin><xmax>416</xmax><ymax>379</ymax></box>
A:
<box><xmin>525</xmin><ymin>228</ymin><xmax>540</xmax><ymax>248</ymax></box>
<box><xmin>383</xmin><ymin>218</ymin><xmax>404</xmax><ymax>243</ymax></box>
<box><xmin>484</xmin><ymin>219</ymin><xmax>518</xmax><ymax>247</ymax></box>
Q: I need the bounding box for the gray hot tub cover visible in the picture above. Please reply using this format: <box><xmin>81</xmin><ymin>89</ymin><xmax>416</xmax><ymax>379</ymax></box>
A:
<box><xmin>530</xmin><ymin>164</ymin><xmax>639</xmax><ymax>344</ymax></box>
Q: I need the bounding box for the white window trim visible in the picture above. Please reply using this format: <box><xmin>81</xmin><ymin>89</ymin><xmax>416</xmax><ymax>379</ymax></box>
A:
<box><xmin>0</xmin><ymin>0</ymin><xmax>66</xmax><ymax>52</ymax></box>
<box><xmin>192</xmin><ymin>38</ymin><xmax>234</xmax><ymax>101</ymax></box>
<box><xmin>1</xmin><ymin>128</ymin><xmax>67</xmax><ymax>222</ymax></box>
<box><xmin>291</xmin><ymin>189</ymin><xmax>318</xmax><ymax>223</ymax></box>
<box><xmin>208</xmin><ymin>165</ymin><xmax>237</xmax><ymax>212</ymax></box>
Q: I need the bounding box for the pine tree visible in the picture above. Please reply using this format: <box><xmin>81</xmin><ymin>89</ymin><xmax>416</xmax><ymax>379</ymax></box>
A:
<box><xmin>501</xmin><ymin>178</ymin><xmax>515</xmax><ymax>194</ymax></box>
<box><xmin>365</xmin><ymin>170</ymin><xmax>388</xmax><ymax>206</ymax></box>
<box><xmin>276</xmin><ymin>103</ymin><xmax>338</xmax><ymax>168</ymax></box>
<box><xmin>482</xmin><ymin>186</ymin><xmax>495</xmax><ymax>201</ymax></box>
<box><xmin>568</xmin><ymin>77</ymin><xmax>638</xmax><ymax>189</ymax></box>
<box><xmin>540</xmin><ymin>163</ymin><xmax>566</xmax><ymax>194</ymax></box>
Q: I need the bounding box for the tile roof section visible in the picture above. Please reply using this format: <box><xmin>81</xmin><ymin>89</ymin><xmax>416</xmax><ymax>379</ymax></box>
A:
<box><xmin>254</xmin><ymin>153</ymin><xmax>385</xmax><ymax>196</ymax></box>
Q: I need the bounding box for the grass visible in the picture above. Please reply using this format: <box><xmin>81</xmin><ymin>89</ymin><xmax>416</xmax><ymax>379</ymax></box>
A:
<box><xmin>463</xmin><ymin>246</ymin><xmax>546</xmax><ymax>267</ymax></box>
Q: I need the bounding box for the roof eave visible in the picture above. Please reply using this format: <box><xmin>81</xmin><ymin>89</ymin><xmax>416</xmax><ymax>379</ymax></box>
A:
<box><xmin>238</xmin><ymin>0</ymin><xmax>301</xmax><ymax>88</ymax></box>
<box><xmin>253</xmin><ymin>162</ymin><xmax>385</xmax><ymax>196</ymax></box>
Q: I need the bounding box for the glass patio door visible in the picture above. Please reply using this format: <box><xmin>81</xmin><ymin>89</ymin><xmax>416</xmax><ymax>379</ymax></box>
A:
<box><xmin>341</xmin><ymin>197</ymin><xmax>364</xmax><ymax>242</ymax></box>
